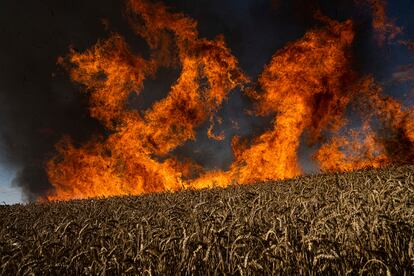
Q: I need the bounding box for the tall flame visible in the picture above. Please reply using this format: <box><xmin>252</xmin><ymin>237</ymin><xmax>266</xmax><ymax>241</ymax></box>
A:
<box><xmin>46</xmin><ymin>0</ymin><xmax>414</xmax><ymax>200</ymax></box>
<box><xmin>226</xmin><ymin>15</ymin><xmax>355</xmax><ymax>184</ymax></box>
<box><xmin>47</xmin><ymin>0</ymin><xmax>247</xmax><ymax>200</ymax></box>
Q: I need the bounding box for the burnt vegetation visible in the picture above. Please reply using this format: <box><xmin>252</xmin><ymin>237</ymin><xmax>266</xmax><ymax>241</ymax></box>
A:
<box><xmin>1</xmin><ymin>165</ymin><xmax>414</xmax><ymax>275</ymax></box>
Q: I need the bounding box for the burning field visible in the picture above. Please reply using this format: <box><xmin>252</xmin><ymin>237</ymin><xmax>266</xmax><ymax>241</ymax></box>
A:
<box><xmin>1</xmin><ymin>166</ymin><xmax>414</xmax><ymax>274</ymax></box>
<box><xmin>1</xmin><ymin>0</ymin><xmax>414</xmax><ymax>273</ymax></box>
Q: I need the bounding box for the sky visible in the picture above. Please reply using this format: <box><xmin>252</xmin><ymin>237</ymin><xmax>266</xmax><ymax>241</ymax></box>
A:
<box><xmin>0</xmin><ymin>0</ymin><xmax>413</xmax><ymax>204</ymax></box>
<box><xmin>0</xmin><ymin>165</ymin><xmax>20</xmax><ymax>204</ymax></box>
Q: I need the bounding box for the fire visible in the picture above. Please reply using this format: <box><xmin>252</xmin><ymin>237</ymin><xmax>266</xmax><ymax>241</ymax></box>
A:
<box><xmin>207</xmin><ymin>116</ymin><xmax>225</xmax><ymax>141</ymax></box>
<box><xmin>46</xmin><ymin>0</ymin><xmax>414</xmax><ymax>201</ymax></box>
<box><xmin>355</xmin><ymin>0</ymin><xmax>402</xmax><ymax>45</ymax></box>
<box><xmin>46</xmin><ymin>0</ymin><xmax>247</xmax><ymax>200</ymax></box>
<box><xmin>226</xmin><ymin>15</ymin><xmax>355</xmax><ymax>184</ymax></box>
<box><xmin>315</xmin><ymin>77</ymin><xmax>414</xmax><ymax>171</ymax></box>
<box><xmin>315</xmin><ymin>123</ymin><xmax>389</xmax><ymax>172</ymax></box>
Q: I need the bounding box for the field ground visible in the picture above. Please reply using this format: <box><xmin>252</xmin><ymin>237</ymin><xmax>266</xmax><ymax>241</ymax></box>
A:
<box><xmin>1</xmin><ymin>166</ymin><xmax>414</xmax><ymax>275</ymax></box>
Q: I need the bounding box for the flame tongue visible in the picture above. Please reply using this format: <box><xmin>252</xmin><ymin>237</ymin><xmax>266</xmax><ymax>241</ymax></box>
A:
<box><xmin>355</xmin><ymin>0</ymin><xmax>402</xmax><ymax>45</ymax></box>
<box><xmin>314</xmin><ymin>76</ymin><xmax>414</xmax><ymax>171</ymax></box>
<box><xmin>227</xmin><ymin>17</ymin><xmax>355</xmax><ymax>184</ymax></box>
<box><xmin>46</xmin><ymin>0</ymin><xmax>414</xmax><ymax>201</ymax></box>
<box><xmin>47</xmin><ymin>0</ymin><xmax>247</xmax><ymax>200</ymax></box>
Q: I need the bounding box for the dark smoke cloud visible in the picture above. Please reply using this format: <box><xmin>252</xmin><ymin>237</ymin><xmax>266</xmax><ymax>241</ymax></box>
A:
<box><xmin>0</xmin><ymin>0</ymin><xmax>126</xmax><ymax>200</ymax></box>
<box><xmin>0</xmin><ymin>0</ymin><xmax>413</xmax><ymax>200</ymax></box>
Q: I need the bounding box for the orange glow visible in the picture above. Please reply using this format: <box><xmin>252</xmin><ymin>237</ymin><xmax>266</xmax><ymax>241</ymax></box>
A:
<box><xmin>226</xmin><ymin>15</ymin><xmax>355</xmax><ymax>184</ymax></box>
<box><xmin>315</xmin><ymin>77</ymin><xmax>414</xmax><ymax>171</ymax></box>
<box><xmin>46</xmin><ymin>0</ymin><xmax>247</xmax><ymax>200</ymax></box>
<box><xmin>355</xmin><ymin>0</ymin><xmax>402</xmax><ymax>45</ymax></box>
<box><xmin>207</xmin><ymin>116</ymin><xmax>225</xmax><ymax>141</ymax></box>
<box><xmin>315</xmin><ymin>123</ymin><xmax>389</xmax><ymax>172</ymax></box>
<box><xmin>45</xmin><ymin>0</ymin><xmax>414</xmax><ymax>201</ymax></box>
<box><xmin>402</xmin><ymin>40</ymin><xmax>414</xmax><ymax>51</ymax></box>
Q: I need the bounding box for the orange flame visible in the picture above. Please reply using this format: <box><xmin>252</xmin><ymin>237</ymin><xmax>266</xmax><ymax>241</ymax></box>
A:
<box><xmin>315</xmin><ymin>123</ymin><xmax>389</xmax><ymax>171</ymax></box>
<box><xmin>315</xmin><ymin>77</ymin><xmax>414</xmax><ymax>171</ymax></box>
<box><xmin>207</xmin><ymin>116</ymin><xmax>225</xmax><ymax>141</ymax></box>
<box><xmin>224</xmin><ymin>15</ymin><xmax>355</xmax><ymax>184</ymax></box>
<box><xmin>355</xmin><ymin>0</ymin><xmax>402</xmax><ymax>45</ymax></box>
<box><xmin>45</xmin><ymin>0</ymin><xmax>414</xmax><ymax>201</ymax></box>
<box><xmin>46</xmin><ymin>0</ymin><xmax>247</xmax><ymax>200</ymax></box>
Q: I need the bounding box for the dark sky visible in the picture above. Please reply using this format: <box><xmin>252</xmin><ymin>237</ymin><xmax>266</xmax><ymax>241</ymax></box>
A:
<box><xmin>0</xmin><ymin>0</ymin><xmax>413</xmax><ymax>201</ymax></box>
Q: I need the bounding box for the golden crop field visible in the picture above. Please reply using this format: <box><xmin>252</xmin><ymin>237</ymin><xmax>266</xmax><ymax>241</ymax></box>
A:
<box><xmin>1</xmin><ymin>166</ymin><xmax>414</xmax><ymax>275</ymax></box>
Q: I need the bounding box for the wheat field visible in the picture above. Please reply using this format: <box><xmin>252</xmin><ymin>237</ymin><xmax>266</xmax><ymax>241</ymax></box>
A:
<box><xmin>1</xmin><ymin>166</ymin><xmax>414</xmax><ymax>275</ymax></box>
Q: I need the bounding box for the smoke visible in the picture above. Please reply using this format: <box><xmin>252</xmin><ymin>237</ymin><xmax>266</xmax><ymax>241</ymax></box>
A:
<box><xmin>0</xmin><ymin>0</ymin><xmax>126</xmax><ymax>200</ymax></box>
